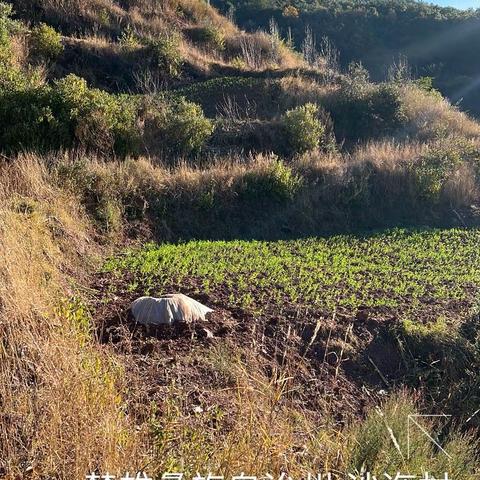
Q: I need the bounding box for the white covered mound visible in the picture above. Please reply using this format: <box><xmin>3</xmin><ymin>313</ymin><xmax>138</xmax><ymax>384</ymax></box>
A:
<box><xmin>130</xmin><ymin>294</ymin><xmax>213</xmax><ymax>326</ymax></box>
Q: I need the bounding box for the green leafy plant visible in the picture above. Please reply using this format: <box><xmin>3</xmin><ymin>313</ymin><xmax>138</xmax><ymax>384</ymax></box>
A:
<box><xmin>242</xmin><ymin>157</ymin><xmax>303</xmax><ymax>201</ymax></box>
<box><xmin>0</xmin><ymin>82</ymin><xmax>71</xmax><ymax>152</ymax></box>
<box><xmin>143</xmin><ymin>96</ymin><xmax>213</xmax><ymax>156</ymax></box>
<box><xmin>148</xmin><ymin>32</ymin><xmax>183</xmax><ymax>78</ymax></box>
<box><xmin>54</xmin><ymin>74</ymin><xmax>140</xmax><ymax>155</ymax></box>
<box><xmin>415</xmin><ymin>76</ymin><xmax>442</xmax><ymax>98</ymax></box>
<box><xmin>283</xmin><ymin>103</ymin><xmax>326</xmax><ymax>154</ymax></box>
<box><xmin>329</xmin><ymin>72</ymin><xmax>407</xmax><ymax>141</ymax></box>
<box><xmin>30</xmin><ymin>23</ymin><xmax>64</xmax><ymax>61</ymax></box>
<box><xmin>0</xmin><ymin>2</ymin><xmax>20</xmax><ymax>64</ymax></box>
<box><xmin>105</xmin><ymin>228</ymin><xmax>480</xmax><ymax>334</ymax></box>
<box><xmin>414</xmin><ymin>142</ymin><xmax>463</xmax><ymax>202</ymax></box>
<box><xmin>118</xmin><ymin>25</ymin><xmax>139</xmax><ymax>51</ymax></box>
<box><xmin>0</xmin><ymin>73</ymin><xmax>140</xmax><ymax>155</ymax></box>
<box><xmin>190</xmin><ymin>25</ymin><xmax>225</xmax><ymax>52</ymax></box>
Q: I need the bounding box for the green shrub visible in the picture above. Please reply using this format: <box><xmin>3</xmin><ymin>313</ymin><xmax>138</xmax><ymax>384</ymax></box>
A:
<box><xmin>0</xmin><ymin>73</ymin><xmax>140</xmax><ymax>155</ymax></box>
<box><xmin>143</xmin><ymin>96</ymin><xmax>214</xmax><ymax>156</ymax></box>
<box><xmin>147</xmin><ymin>32</ymin><xmax>183</xmax><ymax>78</ymax></box>
<box><xmin>283</xmin><ymin>103</ymin><xmax>326</xmax><ymax>154</ymax></box>
<box><xmin>0</xmin><ymin>68</ymin><xmax>209</xmax><ymax>157</ymax></box>
<box><xmin>54</xmin><ymin>74</ymin><xmax>140</xmax><ymax>155</ymax></box>
<box><xmin>0</xmin><ymin>83</ymin><xmax>71</xmax><ymax>152</ymax></box>
<box><xmin>0</xmin><ymin>2</ymin><xmax>21</xmax><ymax>65</ymax></box>
<box><xmin>242</xmin><ymin>157</ymin><xmax>303</xmax><ymax>201</ymax></box>
<box><xmin>53</xmin><ymin>157</ymin><xmax>97</xmax><ymax>196</ymax></box>
<box><xmin>167</xmin><ymin>98</ymin><xmax>214</xmax><ymax>154</ymax></box>
<box><xmin>414</xmin><ymin>142</ymin><xmax>464</xmax><ymax>202</ymax></box>
<box><xmin>230</xmin><ymin>56</ymin><xmax>247</xmax><ymax>69</ymax></box>
<box><xmin>0</xmin><ymin>12</ymin><xmax>64</xmax><ymax>152</ymax></box>
<box><xmin>415</xmin><ymin>76</ymin><xmax>442</xmax><ymax>98</ymax></box>
<box><xmin>118</xmin><ymin>25</ymin><xmax>139</xmax><ymax>51</ymax></box>
<box><xmin>189</xmin><ymin>25</ymin><xmax>225</xmax><ymax>52</ymax></box>
<box><xmin>330</xmin><ymin>74</ymin><xmax>407</xmax><ymax>141</ymax></box>
<box><xmin>30</xmin><ymin>23</ymin><xmax>64</xmax><ymax>61</ymax></box>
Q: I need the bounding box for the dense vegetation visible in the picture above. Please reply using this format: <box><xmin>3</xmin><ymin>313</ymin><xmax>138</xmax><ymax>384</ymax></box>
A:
<box><xmin>108</xmin><ymin>229</ymin><xmax>480</xmax><ymax>315</ymax></box>
<box><xmin>213</xmin><ymin>0</ymin><xmax>480</xmax><ymax>116</ymax></box>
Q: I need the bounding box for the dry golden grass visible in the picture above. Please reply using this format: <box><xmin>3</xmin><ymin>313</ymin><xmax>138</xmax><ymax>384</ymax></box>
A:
<box><xmin>75</xmin><ymin>32</ymin><xmax>121</xmax><ymax>50</ymax></box>
<box><xmin>351</xmin><ymin>139</ymin><xmax>428</xmax><ymax>168</ymax></box>
<box><xmin>10</xmin><ymin>33</ymin><xmax>30</xmax><ymax>69</ymax></box>
<box><xmin>277</xmin><ymin>76</ymin><xmax>340</xmax><ymax>123</ymax></box>
<box><xmin>181</xmin><ymin>40</ymin><xmax>221</xmax><ymax>75</ymax></box>
<box><xmin>29</xmin><ymin>0</ymin><xmax>238</xmax><ymax>35</ymax></box>
<box><xmin>52</xmin><ymin>138</ymin><xmax>480</xmax><ymax>232</ymax></box>
<box><xmin>176</xmin><ymin>0</ymin><xmax>238</xmax><ymax>34</ymax></box>
<box><xmin>276</xmin><ymin>43</ymin><xmax>304</xmax><ymax>70</ymax></box>
<box><xmin>0</xmin><ymin>155</ymin><xmax>145</xmax><ymax>478</ymax></box>
<box><xmin>224</xmin><ymin>31</ymin><xmax>302</xmax><ymax>71</ymax></box>
<box><xmin>40</xmin><ymin>0</ymin><xmax>126</xmax><ymax>26</ymax></box>
<box><xmin>442</xmin><ymin>161</ymin><xmax>479</xmax><ymax>207</ymax></box>
<box><xmin>402</xmin><ymin>84</ymin><xmax>480</xmax><ymax>140</ymax></box>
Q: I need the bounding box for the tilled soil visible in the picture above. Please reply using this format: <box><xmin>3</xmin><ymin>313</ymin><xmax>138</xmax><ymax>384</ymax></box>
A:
<box><xmin>90</xmin><ymin>271</ymin><xmax>408</xmax><ymax>429</ymax></box>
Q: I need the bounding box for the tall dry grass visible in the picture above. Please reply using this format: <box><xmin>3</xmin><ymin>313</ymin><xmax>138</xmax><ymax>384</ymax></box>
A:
<box><xmin>0</xmin><ymin>155</ymin><xmax>146</xmax><ymax>478</ymax></box>
<box><xmin>46</xmin><ymin>137</ymin><xmax>480</xmax><ymax>242</ymax></box>
<box><xmin>402</xmin><ymin>84</ymin><xmax>480</xmax><ymax>140</ymax></box>
<box><xmin>0</xmin><ymin>144</ymin><xmax>479</xmax><ymax>477</ymax></box>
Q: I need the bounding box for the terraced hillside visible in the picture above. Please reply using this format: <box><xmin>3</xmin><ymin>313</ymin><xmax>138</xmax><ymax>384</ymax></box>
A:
<box><xmin>1</xmin><ymin>0</ymin><xmax>480</xmax><ymax>478</ymax></box>
<box><xmin>213</xmin><ymin>0</ymin><xmax>480</xmax><ymax>117</ymax></box>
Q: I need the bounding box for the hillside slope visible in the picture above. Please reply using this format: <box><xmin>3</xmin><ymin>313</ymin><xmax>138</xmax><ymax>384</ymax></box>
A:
<box><xmin>1</xmin><ymin>1</ymin><xmax>480</xmax><ymax>478</ymax></box>
<box><xmin>213</xmin><ymin>0</ymin><xmax>480</xmax><ymax>116</ymax></box>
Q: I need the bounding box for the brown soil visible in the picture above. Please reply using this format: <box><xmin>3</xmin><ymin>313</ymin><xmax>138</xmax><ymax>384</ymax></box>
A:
<box><xmin>90</xmin><ymin>271</ymin><xmax>408</xmax><ymax>430</ymax></box>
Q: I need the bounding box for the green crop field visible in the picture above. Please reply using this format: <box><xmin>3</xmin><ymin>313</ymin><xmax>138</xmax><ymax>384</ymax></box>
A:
<box><xmin>97</xmin><ymin>227</ymin><xmax>480</xmax><ymax>477</ymax></box>
<box><xmin>105</xmin><ymin>228</ymin><xmax>480</xmax><ymax>320</ymax></box>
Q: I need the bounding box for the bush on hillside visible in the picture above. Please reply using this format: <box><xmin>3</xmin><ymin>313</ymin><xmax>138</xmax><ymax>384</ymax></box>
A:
<box><xmin>241</xmin><ymin>157</ymin><xmax>303</xmax><ymax>201</ymax></box>
<box><xmin>30</xmin><ymin>23</ymin><xmax>64</xmax><ymax>61</ymax></box>
<box><xmin>118</xmin><ymin>24</ymin><xmax>139</xmax><ymax>51</ymax></box>
<box><xmin>55</xmin><ymin>75</ymin><xmax>140</xmax><ymax>156</ymax></box>
<box><xmin>188</xmin><ymin>25</ymin><xmax>225</xmax><ymax>52</ymax></box>
<box><xmin>329</xmin><ymin>66</ymin><xmax>407</xmax><ymax>142</ymax></box>
<box><xmin>0</xmin><ymin>73</ymin><xmax>140</xmax><ymax>155</ymax></box>
<box><xmin>0</xmin><ymin>83</ymin><xmax>71</xmax><ymax>152</ymax></box>
<box><xmin>415</xmin><ymin>76</ymin><xmax>442</xmax><ymax>98</ymax></box>
<box><xmin>53</xmin><ymin>157</ymin><xmax>117</xmax><ymax>231</ymax></box>
<box><xmin>0</xmin><ymin>6</ymin><xmax>66</xmax><ymax>151</ymax></box>
<box><xmin>0</xmin><ymin>59</ymin><xmax>215</xmax><ymax>158</ymax></box>
<box><xmin>142</xmin><ymin>96</ymin><xmax>214</xmax><ymax>157</ymax></box>
<box><xmin>0</xmin><ymin>2</ymin><xmax>21</xmax><ymax>64</ymax></box>
<box><xmin>147</xmin><ymin>32</ymin><xmax>183</xmax><ymax>79</ymax></box>
<box><xmin>283</xmin><ymin>103</ymin><xmax>327</xmax><ymax>155</ymax></box>
<box><xmin>413</xmin><ymin>139</ymin><xmax>479</xmax><ymax>203</ymax></box>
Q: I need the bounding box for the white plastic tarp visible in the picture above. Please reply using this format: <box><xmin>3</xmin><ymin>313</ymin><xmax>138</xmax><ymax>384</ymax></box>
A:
<box><xmin>130</xmin><ymin>294</ymin><xmax>213</xmax><ymax>326</ymax></box>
